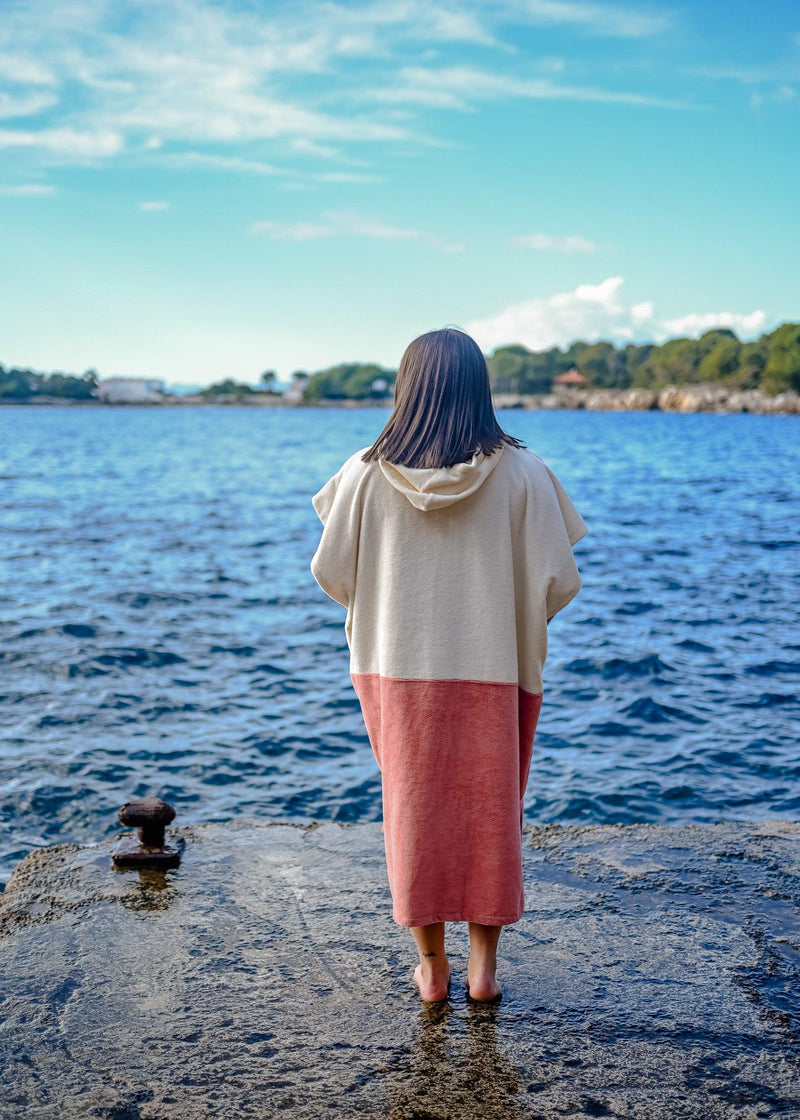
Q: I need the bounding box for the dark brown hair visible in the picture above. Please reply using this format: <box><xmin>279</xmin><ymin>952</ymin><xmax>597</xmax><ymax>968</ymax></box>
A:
<box><xmin>360</xmin><ymin>327</ymin><xmax>527</xmax><ymax>469</ymax></box>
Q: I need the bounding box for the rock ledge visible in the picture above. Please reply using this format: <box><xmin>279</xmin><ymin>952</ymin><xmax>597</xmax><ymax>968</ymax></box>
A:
<box><xmin>1</xmin><ymin>818</ymin><xmax>799</xmax><ymax>1119</ymax></box>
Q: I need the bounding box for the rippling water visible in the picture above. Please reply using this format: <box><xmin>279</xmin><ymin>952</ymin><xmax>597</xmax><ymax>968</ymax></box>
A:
<box><xmin>1</xmin><ymin>406</ymin><xmax>798</xmax><ymax>886</ymax></box>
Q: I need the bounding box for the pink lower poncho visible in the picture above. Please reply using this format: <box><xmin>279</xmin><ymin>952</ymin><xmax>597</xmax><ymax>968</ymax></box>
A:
<box><xmin>311</xmin><ymin>442</ymin><xmax>586</xmax><ymax>926</ymax></box>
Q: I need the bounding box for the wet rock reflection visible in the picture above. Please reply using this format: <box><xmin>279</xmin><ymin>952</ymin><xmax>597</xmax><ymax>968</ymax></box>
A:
<box><xmin>383</xmin><ymin>1001</ymin><xmax>524</xmax><ymax>1119</ymax></box>
<box><xmin>118</xmin><ymin>867</ymin><xmax>180</xmax><ymax>913</ymax></box>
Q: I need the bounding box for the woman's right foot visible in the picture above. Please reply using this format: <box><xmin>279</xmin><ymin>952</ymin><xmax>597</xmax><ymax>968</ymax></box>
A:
<box><xmin>465</xmin><ymin>965</ymin><xmax>502</xmax><ymax>1002</ymax></box>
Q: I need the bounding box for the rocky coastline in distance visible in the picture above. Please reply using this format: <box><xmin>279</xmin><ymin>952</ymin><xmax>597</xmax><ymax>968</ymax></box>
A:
<box><xmin>8</xmin><ymin>382</ymin><xmax>799</xmax><ymax>413</ymax></box>
<box><xmin>493</xmin><ymin>383</ymin><xmax>800</xmax><ymax>414</ymax></box>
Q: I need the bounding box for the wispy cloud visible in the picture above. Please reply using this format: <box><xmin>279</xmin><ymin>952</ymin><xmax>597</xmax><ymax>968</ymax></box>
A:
<box><xmin>0</xmin><ymin>182</ymin><xmax>56</xmax><ymax>196</ymax></box>
<box><xmin>467</xmin><ymin>275</ymin><xmax>767</xmax><ymax>351</ymax></box>
<box><xmin>249</xmin><ymin>209</ymin><xmax>464</xmax><ymax>252</ymax></box>
<box><xmin>0</xmin><ymin>0</ymin><xmax>420</xmax><ymax>170</ymax></box>
<box><xmin>138</xmin><ymin>200</ymin><xmax>171</xmax><ymax>211</ymax></box>
<box><xmin>504</xmin><ymin>0</ymin><xmax>676</xmax><ymax>39</ymax></box>
<box><xmin>163</xmin><ymin>151</ymin><xmax>285</xmax><ymax>175</ymax></box>
<box><xmin>0</xmin><ymin>0</ymin><xmax>695</xmax><ymax>175</ymax></box>
<box><xmin>315</xmin><ymin>171</ymin><xmax>385</xmax><ymax>183</ymax></box>
<box><xmin>366</xmin><ymin>65</ymin><xmax>701</xmax><ymax>110</ymax></box>
<box><xmin>0</xmin><ymin>126</ymin><xmax>123</xmax><ymax>157</ymax></box>
<box><xmin>250</xmin><ymin>219</ymin><xmax>331</xmax><ymax>241</ymax></box>
<box><xmin>750</xmin><ymin>84</ymin><xmax>797</xmax><ymax>109</ymax></box>
<box><xmin>0</xmin><ymin>91</ymin><xmax>58</xmax><ymax>119</ymax></box>
<box><xmin>691</xmin><ymin>59</ymin><xmax>800</xmax><ymax>112</ymax></box>
<box><xmin>662</xmin><ymin>308</ymin><xmax>768</xmax><ymax>337</ymax></box>
<box><xmin>0</xmin><ymin>53</ymin><xmax>57</xmax><ymax>85</ymax></box>
<box><xmin>510</xmin><ymin>232</ymin><xmax>597</xmax><ymax>252</ymax></box>
<box><xmin>693</xmin><ymin>61</ymin><xmax>800</xmax><ymax>84</ymax></box>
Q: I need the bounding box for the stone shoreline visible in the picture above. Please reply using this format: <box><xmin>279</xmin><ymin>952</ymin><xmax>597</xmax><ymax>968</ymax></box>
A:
<box><xmin>492</xmin><ymin>383</ymin><xmax>800</xmax><ymax>414</ymax></box>
<box><xmin>1</xmin><ymin>818</ymin><xmax>799</xmax><ymax>1119</ymax></box>
<box><xmin>2</xmin><ymin>383</ymin><xmax>799</xmax><ymax>413</ymax></box>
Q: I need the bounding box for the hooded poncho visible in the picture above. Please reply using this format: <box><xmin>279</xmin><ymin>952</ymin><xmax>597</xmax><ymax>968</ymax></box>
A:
<box><xmin>311</xmin><ymin>442</ymin><xmax>587</xmax><ymax>927</ymax></box>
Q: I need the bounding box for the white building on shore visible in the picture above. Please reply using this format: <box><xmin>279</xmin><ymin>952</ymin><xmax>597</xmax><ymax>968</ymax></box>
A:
<box><xmin>97</xmin><ymin>377</ymin><xmax>167</xmax><ymax>403</ymax></box>
<box><xmin>282</xmin><ymin>372</ymin><xmax>310</xmax><ymax>404</ymax></box>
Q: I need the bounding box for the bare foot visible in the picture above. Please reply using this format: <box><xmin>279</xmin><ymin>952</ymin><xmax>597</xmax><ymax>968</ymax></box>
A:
<box><xmin>413</xmin><ymin>961</ymin><xmax>451</xmax><ymax>1002</ymax></box>
<box><xmin>466</xmin><ymin>964</ymin><xmax>502</xmax><ymax>1002</ymax></box>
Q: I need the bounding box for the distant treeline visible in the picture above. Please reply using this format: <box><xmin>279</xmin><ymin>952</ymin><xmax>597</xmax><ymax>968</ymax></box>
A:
<box><xmin>0</xmin><ymin>366</ymin><xmax>99</xmax><ymax>400</ymax></box>
<box><xmin>298</xmin><ymin>323</ymin><xmax>800</xmax><ymax>400</ymax></box>
<box><xmin>2</xmin><ymin>322</ymin><xmax>799</xmax><ymax>402</ymax></box>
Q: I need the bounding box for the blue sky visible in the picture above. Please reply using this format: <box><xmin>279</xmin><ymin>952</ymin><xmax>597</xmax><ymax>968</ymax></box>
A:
<box><xmin>0</xmin><ymin>0</ymin><xmax>798</xmax><ymax>387</ymax></box>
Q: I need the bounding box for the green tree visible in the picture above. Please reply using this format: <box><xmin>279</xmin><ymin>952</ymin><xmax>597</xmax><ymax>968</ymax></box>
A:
<box><xmin>487</xmin><ymin>346</ymin><xmax>558</xmax><ymax>394</ymax></box>
<box><xmin>303</xmin><ymin>363</ymin><xmax>395</xmax><ymax>400</ymax></box>
<box><xmin>698</xmin><ymin>337</ymin><xmax>741</xmax><ymax>382</ymax></box>
<box><xmin>762</xmin><ymin>322</ymin><xmax>800</xmax><ymax>395</ymax></box>
<box><xmin>199</xmin><ymin>378</ymin><xmax>256</xmax><ymax>398</ymax></box>
<box><xmin>731</xmin><ymin>340</ymin><xmax>767</xmax><ymax>389</ymax></box>
<box><xmin>638</xmin><ymin>337</ymin><xmax>703</xmax><ymax>387</ymax></box>
<box><xmin>563</xmin><ymin>340</ymin><xmax>590</xmax><ymax>368</ymax></box>
<box><xmin>625</xmin><ymin>343</ymin><xmax>655</xmax><ymax>387</ymax></box>
<box><xmin>574</xmin><ymin>341</ymin><xmax>628</xmax><ymax>388</ymax></box>
<box><xmin>0</xmin><ymin>367</ymin><xmax>35</xmax><ymax>399</ymax></box>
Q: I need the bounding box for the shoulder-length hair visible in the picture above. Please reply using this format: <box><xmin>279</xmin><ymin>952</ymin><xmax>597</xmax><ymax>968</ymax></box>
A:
<box><xmin>360</xmin><ymin>327</ymin><xmax>527</xmax><ymax>469</ymax></box>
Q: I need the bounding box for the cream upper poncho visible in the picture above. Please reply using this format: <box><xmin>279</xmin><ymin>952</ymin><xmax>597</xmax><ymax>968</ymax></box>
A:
<box><xmin>311</xmin><ymin>441</ymin><xmax>587</xmax><ymax>927</ymax></box>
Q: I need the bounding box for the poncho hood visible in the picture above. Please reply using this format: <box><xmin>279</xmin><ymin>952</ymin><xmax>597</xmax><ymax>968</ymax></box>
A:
<box><xmin>379</xmin><ymin>445</ymin><xmax>505</xmax><ymax>511</ymax></box>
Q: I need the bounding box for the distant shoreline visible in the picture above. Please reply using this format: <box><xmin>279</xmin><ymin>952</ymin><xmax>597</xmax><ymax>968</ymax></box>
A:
<box><xmin>2</xmin><ymin>383</ymin><xmax>798</xmax><ymax>414</ymax></box>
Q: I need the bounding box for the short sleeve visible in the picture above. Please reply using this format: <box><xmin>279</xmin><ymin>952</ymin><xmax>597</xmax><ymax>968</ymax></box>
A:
<box><xmin>543</xmin><ymin>464</ymin><xmax>588</xmax><ymax>547</ymax></box>
<box><xmin>310</xmin><ymin>462</ymin><xmax>360</xmax><ymax>610</ymax></box>
<box><xmin>312</xmin><ymin>465</ymin><xmax>344</xmax><ymax>527</ymax></box>
<box><xmin>523</xmin><ymin>454</ymin><xmax>587</xmax><ymax>621</ymax></box>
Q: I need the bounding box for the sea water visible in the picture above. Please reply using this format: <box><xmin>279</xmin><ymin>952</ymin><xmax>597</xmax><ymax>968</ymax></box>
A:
<box><xmin>0</xmin><ymin>405</ymin><xmax>797</xmax><ymax>886</ymax></box>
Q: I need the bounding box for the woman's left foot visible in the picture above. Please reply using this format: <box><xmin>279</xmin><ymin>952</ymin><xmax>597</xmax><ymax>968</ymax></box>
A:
<box><xmin>413</xmin><ymin>962</ymin><xmax>451</xmax><ymax>1002</ymax></box>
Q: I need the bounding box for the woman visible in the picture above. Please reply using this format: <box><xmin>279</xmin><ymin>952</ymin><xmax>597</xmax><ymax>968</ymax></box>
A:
<box><xmin>310</xmin><ymin>328</ymin><xmax>587</xmax><ymax>1004</ymax></box>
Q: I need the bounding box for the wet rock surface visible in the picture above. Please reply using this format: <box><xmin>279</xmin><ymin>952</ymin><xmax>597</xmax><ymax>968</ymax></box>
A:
<box><xmin>1</xmin><ymin>819</ymin><xmax>799</xmax><ymax>1119</ymax></box>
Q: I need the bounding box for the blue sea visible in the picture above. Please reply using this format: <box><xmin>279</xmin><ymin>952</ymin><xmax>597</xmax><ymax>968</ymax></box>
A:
<box><xmin>1</xmin><ymin>406</ymin><xmax>798</xmax><ymax>887</ymax></box>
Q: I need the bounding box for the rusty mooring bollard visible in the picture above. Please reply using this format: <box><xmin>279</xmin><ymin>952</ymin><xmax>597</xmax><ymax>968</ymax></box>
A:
<box><xmin>112</xmin><ymin>797</ymin><xmax>184</xmax><ymax>869</ymax></box>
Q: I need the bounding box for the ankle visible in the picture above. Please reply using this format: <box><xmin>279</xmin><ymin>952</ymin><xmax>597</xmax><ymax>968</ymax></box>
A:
<box><xmin>419</xmin><ymin>952</ymin><xmax>449</xmax><ymax>975</ymax></box>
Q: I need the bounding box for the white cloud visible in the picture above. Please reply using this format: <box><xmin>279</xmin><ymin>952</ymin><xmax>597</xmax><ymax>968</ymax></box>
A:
<box><xmin>630</xmin><ymin>300</ymin><xmax>654</xmax><ymax>323</ymax></box>
<box><xmin>249</xmin><ymin>209</ymin><xmax>463</xmax><ymax>251</ymax></box>
<box><xmin>290</xmin><ymin>138</ymin><xmax>346</xmax><ymax>159</ymax></box>
<box><xmin>695</xmin><ymin>62</ymin><xmax>800</xmax><ymax>85</ymax></box>
<box><xmin>538</xmin><ymin>56</ymin><xmax>567</xmax><ymax>72</ymax></box>
<box><xmin>661</xmin><ymin>309</ymin><xmax>768</xmax><ymax>337</ymax></box>
<box><xmin>163</xmin><ymin>151</ymin><xmax>284</xmax><ymax>175</ymax></box>
<box><xmin>362</xmin><ymin>65</ymin><xmax>700</xmax><ymax>110</ymax></box>
<box><xmin>105</xmin><ymin>87</ymin><xmax>409</xmax><ymax>146</ymax></box>
<box><xmin>0</xmin><ymin>91</ymin><xmax>58</xmax><ymax>119</ymax></box>
<box><xmin>510</xmin><ymin>232</ymin><xmax>597</xmax><ymax>252</ymax></box>
<box><xmin>365</xmin><ymin>85</ymin><xmax>470</xmax><ymax>109</ymax></box>
<box><xmin>467</xmin><ymin>276</ymin><xmax>768</xmax><ymax>351</ymax></box>
<box><xmin>749</xmin><ymin>83</ymin><xmax>797</xmax><ymax>110</ymax></box>
<box><xmin>315</xmin><ymin>0</ymin><xmax>497</xmax><ymax>47</ymax></box>
<box><xmin>504</xmin><ymin>0</ymin><xmax>675</xmax><ymax>38</ymax></box>
<box><xmin>316</xmin><ymin>171</ymin><xmax>386</xmax><ymax>182</ymax></box>
<box><xmin>0</xmin><ymin>53</ymin><xmax>57</xmax><ymax>85</ymax></box>
<box><xmin>250</xmin><ymin>219</ymin><xmax>333</xmax><ymax>241</ymax></box>
<box><xmin>0</xmin><ymin>0</ymin><xmax>417</xmax><ymax>168</ymax></box>
<box><xmin>0</xmin><ymin>0</ymin><xmax>696</xmax><ymax>174</ymax></box>
<box><xmin>138</xmin><ymin>200</ymin><xmax>171</xmax><ymax>211</ymax></box>
<box><xmin>0</xmin><ymin>126</ymin><xmax>123</xmax><ymax>157</ymax></box>
<box><xmin>0</xmin><ymin>182</ymin><xmax>57</xmax><ymax>196</ymax></box>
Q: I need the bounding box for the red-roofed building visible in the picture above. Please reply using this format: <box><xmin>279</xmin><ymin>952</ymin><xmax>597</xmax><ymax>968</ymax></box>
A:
<box><xmin>553</xmin><ymin>368</ymin><xmax>588</xmax><ymax>386</ymax></box>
